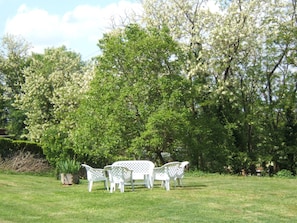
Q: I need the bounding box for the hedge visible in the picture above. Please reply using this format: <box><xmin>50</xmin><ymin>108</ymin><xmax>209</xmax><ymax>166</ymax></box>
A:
<box><xmin>0</xmin><ymin>138</ymin><xmax>44</xmax><ymax>159</ymax></box>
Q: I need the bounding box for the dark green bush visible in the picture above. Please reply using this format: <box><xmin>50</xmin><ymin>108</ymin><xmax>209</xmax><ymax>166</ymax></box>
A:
<box><xmin>13</xmin><ymin>140</ymin><xmax>44</xmax><ymax>157</ymax></box>
<box><xmin>0</xmin><ymin>138</ymin><xmax>14</xmax><ymax>158</ymax></box>
<box><xmin>0</xmin><ymin>138</ymin><xmax>44</xmax><ymax>159</ymax></box>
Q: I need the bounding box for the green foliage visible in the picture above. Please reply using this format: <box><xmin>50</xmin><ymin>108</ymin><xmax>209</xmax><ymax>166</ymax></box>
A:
<box><xmin>187</xmin><ymin>113</ymin><xmax>235</xmax><ymax>172</ymax></box>
<box><xmin>275</xmin><ymin>169</ymin><xmax>294</xmax><ymax>179</ymax></box>
<box><xmin>131</xmin><ymin>109</ymin><xmax>190</xmax><ymax>163</ymax></box>
<box><xmin>0</xmin><ymin>138</ymin><xmax>44</xmax><ymax>159</ymax></box>
<box><xmin>0</xmin><ymin>34</ymin><xmax>30</xmax><ymax>138</ymax></box>
<box><xmin>2</xmin><ymin>1</ymin><xmax>297</xmax><ymax>174</ymax></box>
<box><xmin>13</xmin><ymin>140</ymin><xmax>44</xmax><ymax>156</ymax></box>
<box><xmin>0</xmin><ymin>84</ymin><xmax>6</xmax><ymax>127</ymax></box>
<box><xmin>0</xmin><ymin>138</ymin><xmax>14</xmax><ymax>158</ymax></box>
<box><xmin>41</xmin><ymin>126</ymin><xmax>71</xmax><ymax>165</ymax></box>
<box><xmin>16</xmin><ymin>46</ymin><xmax>90</xmax><ymax>142</ymax></box>
<box><xmin>56</xmin><ymin>159</ymin><xmax>80</xmax><ymax>174</ymax></box>
<box><xmin>70</xmin><ymin>24</ymin><xmax>187</xmax><ymax>164</ymax></box>
<box><xmin>13</xmin><ymin>46</ymin><xmax>93</xmax><ymax>163</ymax></box>
<box><xmin>141</xmin><ymin>0</ymin><xmax>297</xmax><ymax>173</ymax></box>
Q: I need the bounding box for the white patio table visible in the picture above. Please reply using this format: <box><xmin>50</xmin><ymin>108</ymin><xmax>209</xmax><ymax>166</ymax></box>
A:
<box><xmin>112</xmin><ymin>160</ymin><xmax>155</xmax><ymax>188</ymax></box>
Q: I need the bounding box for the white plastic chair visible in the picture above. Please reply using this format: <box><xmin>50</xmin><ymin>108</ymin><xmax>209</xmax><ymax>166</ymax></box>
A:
<box><xmin>153</xmin><ymin>162</ymin><xmax>181</xmax><ymax>191</ymax></box>
<box><xmin>176</xmin><ymin>161</ymin><xmax>189</xmax><ymax>186</ymax></box>
<box><xmin>105</xmin><ymin>165</ymin><xmax>134</xmax><ymax>193</ymax></box>
<box><xmin>81</xmin><ymin>164</ymin><xmax>109</xmax><ymax>192</ymax></box>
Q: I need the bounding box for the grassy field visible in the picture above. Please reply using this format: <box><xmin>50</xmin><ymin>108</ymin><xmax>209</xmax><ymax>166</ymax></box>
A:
<box><xmin>0</xmin><ymin>172</ymin><xmax>296</xmax><ymax>223</ymax></box>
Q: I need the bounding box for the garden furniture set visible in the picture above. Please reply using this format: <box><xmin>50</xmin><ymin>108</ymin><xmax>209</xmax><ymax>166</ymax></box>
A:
<box><xmin>81</xmin><ymin>160</ymin><xmax>189</xmax><ymax>193</ymax></box>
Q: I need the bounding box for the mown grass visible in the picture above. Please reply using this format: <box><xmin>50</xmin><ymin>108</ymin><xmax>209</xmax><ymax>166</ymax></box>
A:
<box><xmin>0</xmin><ymin>172</ymin><xmax>296</xmax><ymax>223</ymax></box>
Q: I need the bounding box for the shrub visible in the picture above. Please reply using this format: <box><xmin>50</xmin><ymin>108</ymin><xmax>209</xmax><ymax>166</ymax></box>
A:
<box><xmin>0</xmin><ymin>138</ymin><xmax>44</xmax><ymax>159</ymax></box>
<box><xmin>275</xmin><ymin>169</ymin><xmax>294</xmax><ymax>178</ymax></box>
<box><xmin>0</xmin><ymin>138</ymin><xmax>14</xmax><ymax>158</ymax></box>
<box><xmin>13</xmin><ymin>140</ymin><xmax>44</xmax><ymax>157</ymax></box>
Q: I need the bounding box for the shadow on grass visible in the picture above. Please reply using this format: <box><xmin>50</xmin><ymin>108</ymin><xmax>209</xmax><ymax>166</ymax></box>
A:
<box><xmin>172</xmin><ymin>184</ymin><xmax>208</xmax><ymax>191</ymax></box>
<box><xmin>87</xmin><ymin>181</ymin><xmax>208</xmax><ymax>193</ymax></box>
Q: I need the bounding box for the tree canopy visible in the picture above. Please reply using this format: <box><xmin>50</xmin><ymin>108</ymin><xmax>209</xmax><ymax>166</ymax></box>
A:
<box><xmin>0</xmin><ymin>0</ymin><xmax>296</xmax><ymax>173</ymax></box>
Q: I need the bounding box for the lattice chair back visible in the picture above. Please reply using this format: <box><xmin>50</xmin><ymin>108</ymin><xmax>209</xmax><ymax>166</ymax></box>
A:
<box><xmin>106</xmin><ymin>166</ymin><xmax>134</xmax><ymax>193</ymax></box>
<box><xmin>81</xmin><ymin>164</ymin><xmax>109</xmax><ymax>192</ymax></box>
<box><xmin>176</xmin><ymin>161</ymin><xmax>189</xmax><ymax>186</ymax></box>
<box><xmin>153</xmin><ymin>162</ymin><xmax>180</xmax><ymax>191</ymax></box>
<box><xmin>165</xmin><ymin>162</ymin><xmax>181</xmax><ymax>179</ymax></box>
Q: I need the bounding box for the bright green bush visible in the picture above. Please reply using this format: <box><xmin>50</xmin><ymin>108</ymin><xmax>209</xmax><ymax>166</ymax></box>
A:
<box><xmin>275</xmin><ymin>169</ymin><xmax>294</xmax><ymax>178</ymax></box>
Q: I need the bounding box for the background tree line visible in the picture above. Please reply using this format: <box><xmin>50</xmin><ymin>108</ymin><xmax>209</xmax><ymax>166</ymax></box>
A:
<box><xmin>0</xmin><ymin>0</ymin><xmax>296</xmax><ymax>174</ymax></box>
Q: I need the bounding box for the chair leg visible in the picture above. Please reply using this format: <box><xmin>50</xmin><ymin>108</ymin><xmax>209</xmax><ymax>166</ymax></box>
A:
<box><xmin>165</xmin><ymin>180</ymin><xmax>170</xmax><ymax>191</ymax></box>
<box><xmin>149</xmin><ymin>177</ymin><xmax>153</xmax><ymax>188</ymax></box>
<box><xmin>150</xmin><ymin>179</ymin><xmax>154</xmax><ymax>189</ymax></box>
<box><xmin>131</xmin><ymin>181</ymin><xmax>134</xmax><ymax>191</ymax></box>
<box><xmin>88</xmin><ymin>181</ymin><xmax>93</xmax><ymax>192</ymax></box>
<box><xmin>104</xmin><ymin>180</ymin><xmax>109</xmax><ymax>191</ymax></box>
<box><xmin>120</xmin><ymin>182</ymin><xmax>124</xmax><ymax>193</ymax></box>
<box><xmin>177</xmin><ymin>178</ymin><xmax>182</xmax><ymax>187</ymax></box>
<box><xmin>110</xmin><ymin>182</ymin><xmax>115</xmax><ymax>193</ymax></box>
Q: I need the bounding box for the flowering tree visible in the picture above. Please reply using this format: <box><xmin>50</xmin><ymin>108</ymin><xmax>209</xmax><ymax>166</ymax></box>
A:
<box><xmin>141</xmin><ymin>0</ymin><xmax>297</xmax><ymax>172</ymax></box>
<box><xmin>15</xmin><ymin>46</ymin><xmax>93</xmax><ymax>162</ymax></box>
<box><xmin>0</xmin><ymin>34</ymin><xmax>31</xmax><ymax>137</ymax></box>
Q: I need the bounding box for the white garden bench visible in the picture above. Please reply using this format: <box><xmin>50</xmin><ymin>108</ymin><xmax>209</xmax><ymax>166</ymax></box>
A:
<box><xmin>112</xmin><ymin>160</ymin><xmax>155</xmax><ymax>188</ymax></box>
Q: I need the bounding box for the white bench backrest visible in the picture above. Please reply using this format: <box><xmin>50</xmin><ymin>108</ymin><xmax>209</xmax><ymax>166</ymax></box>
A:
<box><xmin>112</xmin><ymin>160</ymin><xmax>155</xmax><ymax>179</ymax></box>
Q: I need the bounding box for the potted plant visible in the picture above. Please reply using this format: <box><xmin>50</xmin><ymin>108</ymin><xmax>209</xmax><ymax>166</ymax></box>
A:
<box><xmin>57</xmin><ymin>159</ymin><xmax>80</xmax><ymax>185</ymax></box>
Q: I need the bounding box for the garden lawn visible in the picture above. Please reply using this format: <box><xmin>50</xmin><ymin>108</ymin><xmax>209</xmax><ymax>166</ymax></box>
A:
<box><xmin>0</xmin><ymin>172</ymin><xmax>296</xmax><ymax>223</ymax></box>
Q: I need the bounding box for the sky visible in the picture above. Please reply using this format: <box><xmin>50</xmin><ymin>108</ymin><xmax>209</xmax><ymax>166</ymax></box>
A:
<box><xmin>0</xmin><ymin>0</ymin><xmax>143</xmax><ymax>60</ymax></box>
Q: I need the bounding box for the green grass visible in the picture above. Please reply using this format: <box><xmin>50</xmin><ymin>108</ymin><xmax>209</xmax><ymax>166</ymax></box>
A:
<box><xmin>0</xmin><ymin>172</ymin><xmax>296</xmax><ymax>223</ymax></box>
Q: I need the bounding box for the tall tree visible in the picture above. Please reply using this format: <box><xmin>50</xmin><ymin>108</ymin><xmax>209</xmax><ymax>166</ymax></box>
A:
<box><xmin>15</xmin><ymin>46</ymin><xmax>93</xmax><ymax>163</ymax></box>
<box><xmin>70</xmin><ymin>24</ymin><xmax>189</xmax><ymax>165</ymax></box>
<box><xmin>141</xmin><ymin>0</ymin><xmax>297</xmax><ymax>172</ymax></box>
<box><xmin>0</xmin><ymin>34</ymin><xmax>31</xmax><ymax>137</ymax></box>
